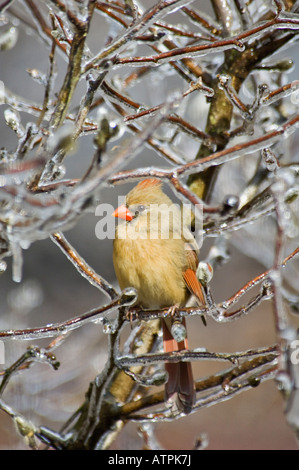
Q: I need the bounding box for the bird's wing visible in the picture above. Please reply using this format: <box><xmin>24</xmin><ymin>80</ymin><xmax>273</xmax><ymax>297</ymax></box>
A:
<box><xmin>182</xmin><ymin>229</ymin><xmax>205</xmax><ymax>306</ymax></box>
<box><xmin>183</xmin><ymin>267</ymin><xmax>205</xmax><ymax>305</ymax></box>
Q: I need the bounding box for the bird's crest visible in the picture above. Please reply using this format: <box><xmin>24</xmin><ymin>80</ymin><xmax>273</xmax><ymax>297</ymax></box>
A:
<box><xmin>127</xmin><ymin>177</ymin><xmax>169</xmax><ymax>206</ymax></box>
<box><xmin>136</xmin><ymin>178</ymin><xmax>162</xmax><ymax>190</ymax></box>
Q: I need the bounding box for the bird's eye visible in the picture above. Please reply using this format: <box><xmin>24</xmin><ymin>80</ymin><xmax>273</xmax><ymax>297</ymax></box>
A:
<box><xmin>134</xmin><ymin>204</ymin><xmax>146</xmax><ymax>216</ymax></box>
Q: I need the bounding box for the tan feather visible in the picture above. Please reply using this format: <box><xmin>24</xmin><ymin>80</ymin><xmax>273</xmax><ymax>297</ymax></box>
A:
<box><xmin>113</xmin><ymin>179</ymin><xmax>205</xmax><ymax>412</ymax></box>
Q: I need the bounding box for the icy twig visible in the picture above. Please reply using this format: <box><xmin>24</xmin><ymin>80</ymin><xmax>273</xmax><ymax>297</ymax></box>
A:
<box><xmin>0</xmin><ymin>298</ymin><xmax>121</xmax><ymax>341</ymax></box>
<box><xmin>262</xmin><ymin>80</ymin><xmax>299</xmax><ymax>106</ymax></box>
<box><xmin>51</xmin><ymin>232</ymin><xmax>118</xmax><ymax>300</ymax></box>
<box><xmin>114</xmin><ymin>37</ymin><xmax>244</xmax><ymax>66</ymax></box>
<box><xmin>109</xmin><ymin>113</ymin><xmax>299</xmax><ymax>185</ymax></box>
<box><xmin>84</xmin><ymin>0</ymin><xmax>196</xmax><ymax>71</ymax></box>
<box><xmin>0</xmin><ymin>345</ymin><xmax>60</xmax><ymax>396</ymax></box>
<box><xmin>116</xmin><ymin>345</ymin><xmax>278</xmax><ymax>370</ymax></box>
<box><xmin>0</xmin><ymin>0</ymin><xmax>14</xmax><ymax>11</ymax></box>
<box><xmin>23</xmin><ymin>0</ymin><xmax>68</xmax><ymax>54</ymax></box>
<box><xmin>118</xmin><ymin>352</ymin><xmax>278</xmax><ymax>420</ymax></box>
<box><xmin>224</xmin><ymin>246</ymin><xmax>299</xmax><ymax>310</ymax></box>
<box><xmin>124</xmin><ymin>246</ymin><xmax>299</xmax><ymax>324</ymax></box>
<box><xmin>36</xmin><ymin>13</ymin><xmax>57</xmax><ymax>127</ymax></box>
<box><xmin>182</xmin><ymin>6</ymin><xmax>223</xmax><ymax>37</ymax></box>
<box><xmin>48</xmin><ymin>0</ymin><xmax>97</xmax><ymax>128</ymax></box>
<box><xmin>0</xmin><ymin>399</ymin><xmax>39</xmax><ymax>449</ymax></box>
<box><xmin>70</xmin><ymin>92</ymin><xmax>186</xmax><ymax>203</ymax></box>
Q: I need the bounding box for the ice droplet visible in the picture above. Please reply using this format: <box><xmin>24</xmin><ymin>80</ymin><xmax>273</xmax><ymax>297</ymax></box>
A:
<box><xmin>276</xmin><ymin>370</ymin><xmax>292</xmax><ymax>394</ymax></box>
<box><xmin>262</xmin><ymin>148</ymin><xmax>280</xmax><ymax>172</ymax></box>
<box><xmin>0</xmin><ymin>26</ymin><xmax>18</xmax><ymax>51</ymax></box>
<box><xmin>221</xmin><ymin>195</ymin><xmax>240</xmax><ymax>214</ymax></box>
<box><xmin>52</xmin><ymin>164</ymin><xmax>66</xmax><ymax>180</ymax></box>
<box><xmin>193</xmin><ymin>347</ymin><xmax>207</xmax><ymax>353</ymax></box>
<box><xmin>27</xmin><ymin>68</ymin><xmax>47</xmax><ymax>86</ymax></box>
<box><xmin>223</xmin><ymin>382</ymin><xmax>231</xmax><ymax>393</ymax></box>
<box><xmin>194</xmin><ymin>433</ymin><xmax>209</xmax><ymax>450</ymax></box>
<box><xmin>102</xmin><ymin>318</ymin><xmax>117</xmax><ymax>334</ymax></box>
<box><xmin>4</xmin><ymin>108</ymin><xmax>22</xmax><ymax>133</ymax></box>
<box><xmin>171</xmin><ymin>320</ymin><xmax>187</xmax><ymax>342</ymax></box>
<box><xmin>0</xmin><ymin>260</ymin><xmax>7</xmax><ymax>273</ymax></box>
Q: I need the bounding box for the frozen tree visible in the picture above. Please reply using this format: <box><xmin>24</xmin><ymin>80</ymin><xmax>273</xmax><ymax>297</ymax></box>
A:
<box><xmin>0</xmin><ymin>0</ymin><xmax>299</xmax><ymax>450</ymax></box>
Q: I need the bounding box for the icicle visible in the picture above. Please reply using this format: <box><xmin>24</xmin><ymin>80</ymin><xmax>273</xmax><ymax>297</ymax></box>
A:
<box><xmin>11</xmin><ymin>241</ymin><xmax>23</xmax><ymax>283</ymax></box>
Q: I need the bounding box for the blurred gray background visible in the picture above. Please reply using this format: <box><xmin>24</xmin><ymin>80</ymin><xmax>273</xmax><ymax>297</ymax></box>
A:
<box><xmin>0</xmin><ymin>0</ymin><xmax>299</xmax><ymax>449</ymax></box>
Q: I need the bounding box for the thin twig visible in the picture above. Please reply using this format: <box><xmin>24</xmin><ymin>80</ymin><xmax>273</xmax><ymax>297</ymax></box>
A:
<box><xmin>51</xmin><ymin>232</ymin><xmax>119</xmax><ymax>300</ymax></box>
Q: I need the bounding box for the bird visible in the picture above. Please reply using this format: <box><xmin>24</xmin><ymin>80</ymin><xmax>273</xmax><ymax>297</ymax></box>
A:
<box><xmin>112</xmin><ymin>178</ymin><xmax>206</xmax><ymax>413</ymax></box>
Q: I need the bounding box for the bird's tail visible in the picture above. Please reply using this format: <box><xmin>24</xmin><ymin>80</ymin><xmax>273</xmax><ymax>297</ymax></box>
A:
<box><xmin>162</xmin><ymin>318</ymin><xmax>195</xmax><ymax>414</ymax></box>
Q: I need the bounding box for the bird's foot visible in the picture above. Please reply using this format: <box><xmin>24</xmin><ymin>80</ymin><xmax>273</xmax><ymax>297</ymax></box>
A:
<box><xmin>166</xmin><ymin>304</ymin><xmax>179</xmax><ymax>317</ymax></box>
<box><xmin>126</xmin><ymin>305</ymin><xmax>142</xmax><ymax>328</ymax></box>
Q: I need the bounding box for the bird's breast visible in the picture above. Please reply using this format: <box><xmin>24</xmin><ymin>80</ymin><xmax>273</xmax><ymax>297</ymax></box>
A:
<box><xmin>113</xmin><ymin>235</ymin><xmax>187</xmax><ymax>309</ymax></box>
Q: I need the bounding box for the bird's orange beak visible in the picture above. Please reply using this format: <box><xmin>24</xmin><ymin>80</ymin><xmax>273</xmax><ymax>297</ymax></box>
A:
<box><xmin>112</xmin><ymin>204</ymin><xmax>133</xmax><ymax>221</ymax></box>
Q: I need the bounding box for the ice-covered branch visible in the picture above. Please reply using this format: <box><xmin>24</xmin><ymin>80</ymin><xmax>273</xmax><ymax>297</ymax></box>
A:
<box><xmin>84</xmin><ymin>0</ymin><xmax>196</xmax><ymax>72</ymax></box>
<box><xmin>109</xmin><ymin>113</ymin><xmax>299</xmax><ymax>185</ymax></box>
<box><xmin>118</xmin><ymin>351</ymin><xmax>278</xmax><ymax>420</ymax></box>
<box><xmin>51</xmin><ymin>232</ymin><xmax>119</xmax><ymax>300</ymax></box>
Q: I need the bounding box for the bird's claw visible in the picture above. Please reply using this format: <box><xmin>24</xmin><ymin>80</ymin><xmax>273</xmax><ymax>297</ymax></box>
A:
<box><xmin>167</xmin><ymin>304</ymin><xmax>179</xmax><ymax>317</ymax></box>
<box><xmin>126</xmin><ymin>306</ymin><xmax>141</xmax><ymax>328</ymax></box>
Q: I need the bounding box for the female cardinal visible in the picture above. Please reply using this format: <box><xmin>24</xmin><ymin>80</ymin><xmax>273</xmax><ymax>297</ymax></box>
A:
<box><xmin>112</xmin><ymin>178</ymin><xmax>205</xmax><ymax>413</ymax></box>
